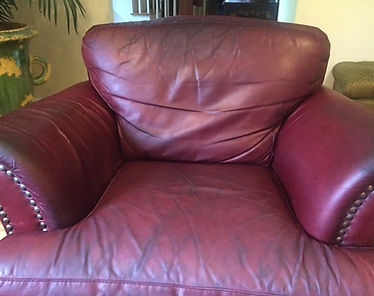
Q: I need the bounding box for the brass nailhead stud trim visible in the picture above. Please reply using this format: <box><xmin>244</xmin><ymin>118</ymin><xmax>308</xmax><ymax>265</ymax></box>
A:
<box><xmin>6</xmin><ymin>170</ymin><xmax>14</xmax><ymax>177</ymax></box>
<box><xmin>342</xmin><ymin>221</ymin><xmax>350</xmax><ymax>228</ymax></box>
<box><xmin>354</xmin><ymin>200</ymin><xmax>363</xmax><ymax>207</ymax></box>
<box><xmin>349</xmin><ymin>207</ymin><xmax>358</xmax><ymax>214</ymax></box>
<box><xmin>336</xmin><ymin>184</ymin><xmax>374</xmax><ymax>244</ymax></box>
<box><xmin>0</xmin><ymin>204</ymin><xmax>12</xmax><ymax>234</ymax></box>
<box><xmin>345</xmin><ymin>214</ymin><xmax>354</xmax><ymax>221</ymax></box>
<box><xmin>338</xmin><ymin>229</ymin><xmax>346</xmax><ymax>236</ymax></box>
<box><xmin>0</xmin><ymin>163</ymin><xmax>49</xmax><ymax>233</ymax></box>
<box><xmin>359</xmin><ymin>192</ymin><xmax>368</xmax><ymax>199</ymax></box>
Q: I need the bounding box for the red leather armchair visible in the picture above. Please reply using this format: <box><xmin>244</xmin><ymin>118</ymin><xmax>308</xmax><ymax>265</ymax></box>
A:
<box><xmin>1</xmin><ymin>16</ymin><xmax>374</xmax><ymax>296</ymax></box>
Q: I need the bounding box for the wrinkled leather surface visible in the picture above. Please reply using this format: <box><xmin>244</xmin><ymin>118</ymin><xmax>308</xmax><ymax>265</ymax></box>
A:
<box><xmin>83</xmin><ymin>16</ymin><xmax>330</xmax><ymax>165</ymax></box>
<box><xmin>0</xmin><ymin>82</ymin><xmax>123</xmax><ymax>232</ymax></box>
<box><xmin>2</xmin><ymin>161</ymin><xmax>374</xmax><ymax>296</ymax></box>
<box><xmin>1</xmin><ymin>16</ymin><xmax>374</xmax><ymax>296</ymax></box>
<box><xmin>272</xmin><ymin>87</ymin><xmax>374</xmax><ymax>247</ymax></box>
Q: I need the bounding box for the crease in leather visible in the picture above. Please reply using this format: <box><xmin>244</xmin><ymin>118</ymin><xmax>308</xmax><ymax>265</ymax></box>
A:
<box><xmin>220</xmin><ymin>127</ymin><xmax>276</xmax><ymax>164</ymax></box>
<box><xmin>106</xmin><ymin>92</ymin><xmax>303</xmax><ymax>114</ymax></box>
<box><xmin>0</xmin><ymin>277</ymin><xmax>287</xmax><ymax>296</ymax></box>
<box><xmin>212</xmin><ymin>124</ymin><xmax>275</xmax><ymax>145</ymax></box>
<box><xmin>117</xmin><ymin>119</ymin><xmax>145</xmax><ymax>160</ymax></box>
<box><xmin>120</xmin><ymin>116</ymin><xmax>158</xmax><ymax>139</ymax></box>
<box><xmin>86</xmin><ymin>66</ymin><xmax>313</xmax><ymax>114</ymax></box>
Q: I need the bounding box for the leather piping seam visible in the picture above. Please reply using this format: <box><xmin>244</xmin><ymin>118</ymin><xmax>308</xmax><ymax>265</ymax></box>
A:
<box><xmin>0</xmin><ymin>277</ymin><xmax>286</xmax><ymax>296</ymax></box>
<box><xmin>0</xmin><ymin>163</ymin><xmax>48</xmax><ymax>234</ymax></box>
<box><xmin>336</xmin><ymin>184</ymin><xmax>374</xmax><ymax>245</ymax></box>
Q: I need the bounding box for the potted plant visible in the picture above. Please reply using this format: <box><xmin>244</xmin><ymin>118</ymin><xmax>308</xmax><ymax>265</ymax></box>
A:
<box><xmin>0</xmin><ymin>0</ymin><xmax>85</xmax><ymax>32</ymax></box>
<box><xmin>0</xmin><ymin>0</ymin><xmax>86</xmax><ymax>115</ymax></box>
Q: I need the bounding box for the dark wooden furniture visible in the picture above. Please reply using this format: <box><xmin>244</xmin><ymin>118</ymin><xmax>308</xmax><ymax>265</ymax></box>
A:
<box><xmin>223</xmin><ymin>0</ymin><xmax>279</xmax><ymax>20</ymax></box>
<box><xmin>178</xmin><ymin>0</ymin><xmax>194</xmax><ymax>15</ymax></box>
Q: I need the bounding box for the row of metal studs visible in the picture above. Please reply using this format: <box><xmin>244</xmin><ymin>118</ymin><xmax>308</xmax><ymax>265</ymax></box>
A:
<box><xmin>336</xmin><ymin>184</ymin><xmax>374</xmax><ymax>244</ymax></box>
<box><xmin>0</xmin><ymin>164</ymin><xmax>48</xmax><ymax>233</ymax></box>
<box><xmin>0</xmin><ymin>204</ymin><xmax>13</xmax><ymax>234</ymax></box>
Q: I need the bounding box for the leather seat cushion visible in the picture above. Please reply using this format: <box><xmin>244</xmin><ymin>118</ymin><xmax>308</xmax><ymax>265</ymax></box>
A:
<box><xmin>1</xmin><ymin>161</ymin><xmax>374</xmax><ymax>295</ymax></box>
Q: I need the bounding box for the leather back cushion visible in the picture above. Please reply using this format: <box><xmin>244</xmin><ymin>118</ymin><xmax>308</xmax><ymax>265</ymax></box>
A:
<box><xmin>82</xmin><ymin>16</ymin><xmax>330</xmax><ymax>165</ymax></box>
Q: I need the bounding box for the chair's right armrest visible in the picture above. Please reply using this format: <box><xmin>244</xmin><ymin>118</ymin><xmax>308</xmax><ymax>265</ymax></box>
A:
<box><xmin>272</xmin><ymin>87</ymin><xmax>374</xmax><ymax>247</ymax></box>
<box><xmin>0</xmin><ymin>81</ymin><xmax>124</xmax><ymax>235</ymax></box>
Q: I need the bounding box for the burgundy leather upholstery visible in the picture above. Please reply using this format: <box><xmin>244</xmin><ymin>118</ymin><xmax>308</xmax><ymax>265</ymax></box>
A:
<box><xmin>0</xmin><ymin>82</ymin><xmax>123</xmax><ymax>232</ymax></box>
<box><xmin>1</xmin><ymin>16</ymin><xmax>374</xmax><ymax>296</ymax></box>
<box><xmin>82</xmin><ymin>16</ymin><xmax>329</xmax><ymax>165</ymax></box>
<box><xmin>273</xmin><ymin>87</ymin><xmax>374</xmax><ymax>247</ymax></box>
<box><xmin>2</xmin><ymin>161</ymin><xmax>374</xmax><ymax>296</ymax></box>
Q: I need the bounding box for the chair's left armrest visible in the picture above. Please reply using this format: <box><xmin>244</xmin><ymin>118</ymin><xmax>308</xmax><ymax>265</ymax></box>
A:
<box><xmin>272</xmin><ymin>87</ymin><xmax>374</xmax><ymax>247</ymax></box>
<box><xmin>0</xmin><ymin>81</ymin><xmax>124</xmax><ymax>235</ymax></box>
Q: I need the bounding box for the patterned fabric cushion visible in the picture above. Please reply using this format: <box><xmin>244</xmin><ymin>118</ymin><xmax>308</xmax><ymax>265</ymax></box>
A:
<box><xmin>332</xmin><ymin>61</ymin><xmax>374</xmax><ymax>99</ymax></box>
<box><xmin>356</xmin><ymin>99</ymin><xmax>374</xmax><ymax>111</ymax></box>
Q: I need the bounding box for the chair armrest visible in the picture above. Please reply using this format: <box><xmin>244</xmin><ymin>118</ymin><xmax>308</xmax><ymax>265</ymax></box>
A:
<box><xmin>0</xmin><ymin>81</ymin><xmax>124</xmax><ymax>235</ymax></box>
<box><xmin>272</xmin><ymin>87</ymin><xmax>374</xmax><ymax>247</ymax></box>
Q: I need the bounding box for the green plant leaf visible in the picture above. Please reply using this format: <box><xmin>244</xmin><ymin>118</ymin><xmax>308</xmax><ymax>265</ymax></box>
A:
<box><xmin>0</xmin><ymin>0</ymin><xmax>86</xmax><ymax>33</ymax></box>
<box><xmin>0</xmin><ymin>0</ymin><xmax>17</xmax><ymax>22</ymax></box>
<box><xmin>53</xmin><ymin>0</ymin><xmax>57</xmax><ymax>26</ymax></box>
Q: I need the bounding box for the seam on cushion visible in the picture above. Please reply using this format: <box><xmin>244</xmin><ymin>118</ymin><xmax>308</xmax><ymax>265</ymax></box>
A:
<box><xmin>0</xmin><ymin>277</ymin><xmax>287</xmax><ymax>296</ymax></box>
<box><xmin>77</xmin><ymin>162</ymin><xmax>125</xmax><ymax>225</ymax></box>
<box><xmin>106</xmin><ymin>91</ymin><xmax>302</xmax><ymax>114</ymax></box>
<box><xmin>83</xmin><ymin>74</ymin><xmax>303</xmax><ymax>114</ymax></box>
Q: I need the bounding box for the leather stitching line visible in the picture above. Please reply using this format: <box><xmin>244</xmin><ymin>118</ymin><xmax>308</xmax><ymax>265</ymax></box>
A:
<box><xmin>0</xmin><ymin>277</ymin><xmax>286</xmax><ymax>296</ymax></box>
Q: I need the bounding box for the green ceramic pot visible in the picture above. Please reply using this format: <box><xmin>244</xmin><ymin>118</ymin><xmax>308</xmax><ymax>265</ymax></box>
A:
<box><xmin>0</xmin><ymin>22</ymin><xmax>50</xmax><ymax>116</ymax></box>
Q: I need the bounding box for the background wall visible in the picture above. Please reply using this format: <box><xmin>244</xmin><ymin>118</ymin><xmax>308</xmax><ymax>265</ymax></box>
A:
<box><xmin>10</xmin><ymin>0</ymin><xmax>374</xmax><ymax>96</ymax></box>
<box><xmin>295</xmin><ymin>0</ymin><xmax>374</xmax><ymax>88</ymax></box>
<box><xmin>278</xmin><ymin>0</ymin><xmax>297</xmax><ymax>23</ymax></box>
<box><xmin>12</xmin><ymin>0</ymin><xmax>113</xmax><ymax>99</ymax></box>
